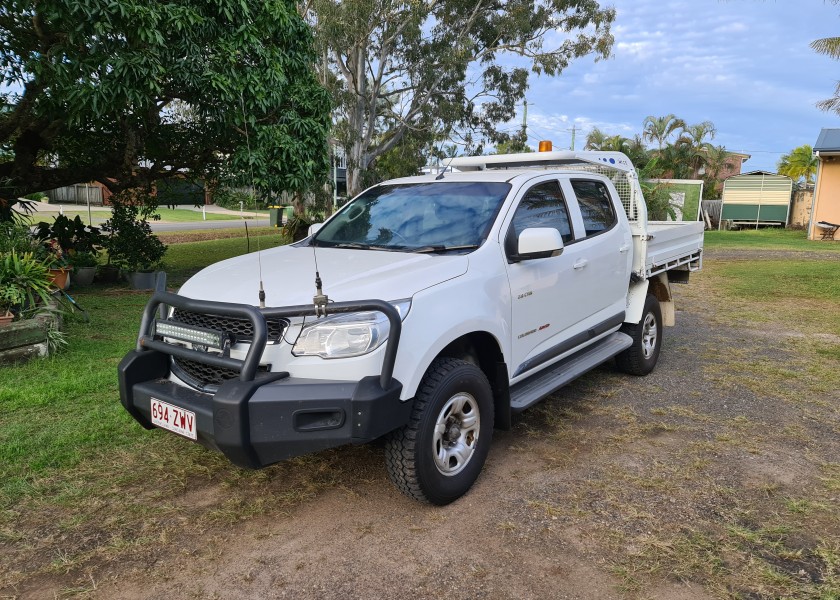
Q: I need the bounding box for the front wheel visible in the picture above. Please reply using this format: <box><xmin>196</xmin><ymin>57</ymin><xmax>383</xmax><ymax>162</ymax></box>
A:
<box><xmin>615</xmin><ymin>293</ymin><xmax>662</xmax><ymax>376</ymax></box>
<box><xmin>385</xmin><ymin>358</ymin><xmax>494</xmax><ymax>505</ymax></box>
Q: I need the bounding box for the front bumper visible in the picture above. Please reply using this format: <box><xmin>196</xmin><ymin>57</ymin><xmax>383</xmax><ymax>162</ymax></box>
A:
<box><xmin>118</xmin><ymin>291</ymin><xmax>409</xmax><ymax>468</ymax></box>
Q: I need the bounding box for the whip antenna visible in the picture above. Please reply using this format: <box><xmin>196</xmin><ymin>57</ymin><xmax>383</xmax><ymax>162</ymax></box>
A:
<box><xmin>239</xmin><ymin>90</ymin><xmax>265</xmax><ymax>308</ymax></box>
<box><xmin>312</xmin><ymin>244</ymin><xmax>328</xmax><ymax>317</ymax></box>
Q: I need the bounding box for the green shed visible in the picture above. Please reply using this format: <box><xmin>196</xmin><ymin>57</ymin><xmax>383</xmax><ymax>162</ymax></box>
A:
<box><xmin>720</xmin><ymin>171</ymin><xmax>793</xmax><ymax>227</ymax></box>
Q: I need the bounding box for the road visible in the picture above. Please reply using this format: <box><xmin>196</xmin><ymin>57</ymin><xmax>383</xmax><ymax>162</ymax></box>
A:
<box><xmin>150</xmin><ymin>218</ymin><xmax>270</xmax><ymax>232</ymax></box>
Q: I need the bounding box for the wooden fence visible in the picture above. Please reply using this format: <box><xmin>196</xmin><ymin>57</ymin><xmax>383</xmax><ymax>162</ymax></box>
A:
<box><xmin>46</xmin><ymin>184</ymin><xmax>104</xmax><ymax>206</ymax></box>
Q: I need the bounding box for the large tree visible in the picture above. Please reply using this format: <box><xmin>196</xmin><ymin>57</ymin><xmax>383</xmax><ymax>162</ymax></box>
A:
<box><xmin>0</xmin><ymin>0</ymin><xmax>331</xmax><ymax>204</ymax></box>
<box><xmin>303</xmin><ymin>0</ymin><xmax>615</xmax><ymax>195</ymax></box>
<box><xmin>777</xmin><ymin>144</ymin><xmax>818</xmax><ymax>185</ymax></box>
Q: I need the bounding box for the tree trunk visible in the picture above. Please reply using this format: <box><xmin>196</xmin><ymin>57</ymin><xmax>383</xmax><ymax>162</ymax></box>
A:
<box><xmin>293</xmin><ymin>191</ymin><xmax>305</xmax><ymax>216</ymax></box>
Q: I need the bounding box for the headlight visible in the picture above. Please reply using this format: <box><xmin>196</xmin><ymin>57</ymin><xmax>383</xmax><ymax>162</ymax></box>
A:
<box><xmin>292</xmin><ymin>300</ymin><xmax>410</xmax><ymax>359</ymax></box>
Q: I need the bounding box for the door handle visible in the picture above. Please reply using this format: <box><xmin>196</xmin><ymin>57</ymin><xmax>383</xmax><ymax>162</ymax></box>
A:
<box><xmin>619</xmin><ymin>244</ymin><xmax>630</xmax><ymax>254</ymax></box>
<box><xmin>573</xmin><ymin>259</ymin><xmax>588</xmax><ymax>270</ymax></box>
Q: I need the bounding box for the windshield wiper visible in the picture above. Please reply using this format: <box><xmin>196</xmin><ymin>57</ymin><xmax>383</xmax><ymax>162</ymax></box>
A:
<box><xmin>330</xmin><ymin>242</ymin><xmax>374</xmax><ymax>250</ymax></box>
<box><xmin>410</xmin><ymin>244</ymin><xmax>480</xmax><ymax>254</ymax></box>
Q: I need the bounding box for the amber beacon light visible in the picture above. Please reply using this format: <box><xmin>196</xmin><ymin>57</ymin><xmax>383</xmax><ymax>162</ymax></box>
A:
<box><xmin>538</xmin><ymin>140</ymin><xmax>553</xmax><ymax>152</ymax></box>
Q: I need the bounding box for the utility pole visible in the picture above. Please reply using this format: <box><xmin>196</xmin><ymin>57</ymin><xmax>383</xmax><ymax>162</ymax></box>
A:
<box><xmin>570</xmin><ymin>124</ymin><xmax>576</xmax><ymax>151</ymax></box>
<box><xmin>521</xmin><ymin>100</ymin><xmax>528</xmax><ymax>139</ymax></box>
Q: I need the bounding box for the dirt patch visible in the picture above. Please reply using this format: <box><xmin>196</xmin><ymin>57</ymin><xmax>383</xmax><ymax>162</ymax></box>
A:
<box><xmin>2</xmin><ymin>251</ymin><xmax>839</xmax><ymax>599</ymax></box>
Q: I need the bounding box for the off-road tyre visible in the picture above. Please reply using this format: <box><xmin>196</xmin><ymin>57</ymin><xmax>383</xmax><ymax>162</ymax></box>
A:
<box><xmin>615</xmin><ymin>293</ymin><xmax>662</xmax><ymax>376</ymax></box>
<box><xmin>385</xmin><ymin>357</ymin><xmax>494</xmax><ymax>505</ymax></box>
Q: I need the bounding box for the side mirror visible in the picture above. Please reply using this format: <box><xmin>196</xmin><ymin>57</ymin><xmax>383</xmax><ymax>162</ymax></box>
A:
<box><xmin>512</xmin><ymin>227</ymin><xmax>564</xmax><ymax>262</ymax></box>
<box><xmin>308</xmin><ymin>223</ymin><xmax>323</xmax><ymax>237</ymax></box>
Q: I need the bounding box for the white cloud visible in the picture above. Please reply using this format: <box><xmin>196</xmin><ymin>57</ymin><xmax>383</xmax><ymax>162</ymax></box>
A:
<box><xmin>713</xmin><ymin>22</ymin><xmax>747</xmax><ymax>34</ymax></box>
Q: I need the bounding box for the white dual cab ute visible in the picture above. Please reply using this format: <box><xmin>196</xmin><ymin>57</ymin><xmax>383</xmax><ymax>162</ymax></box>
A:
<box><xmin>119</xmin><ymin>149</ymin><xmax>704</xmax><ymax>505</ymax></box>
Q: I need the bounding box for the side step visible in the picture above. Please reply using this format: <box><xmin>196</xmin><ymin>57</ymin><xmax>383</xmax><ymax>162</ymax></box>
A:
<box><xmin>510</xmin><ymin>332</ymin><xmax>633</xmax><ymax>412</ymax></box>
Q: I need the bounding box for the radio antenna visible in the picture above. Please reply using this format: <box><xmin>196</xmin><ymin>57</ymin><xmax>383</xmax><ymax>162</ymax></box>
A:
<box><xmin>312</xmin><ymin>243</ymin><xmax>328</xmax><ymax>317</ymax></box>
<box><xmin>239</xmin><ymin>91</ymin><xmax>265</xmax><ymax>308</ymax></box>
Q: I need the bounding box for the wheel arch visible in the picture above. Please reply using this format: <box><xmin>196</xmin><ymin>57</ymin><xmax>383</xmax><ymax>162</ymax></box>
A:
<box><xmin>418</xmin><ymin>331</ymin><xmax>512</xmax><ymax>431</ymax></box>
<box><xmin>625</xmin><ymin>272</ymin><xmax>674</xmax><ymax>326</ymax></box>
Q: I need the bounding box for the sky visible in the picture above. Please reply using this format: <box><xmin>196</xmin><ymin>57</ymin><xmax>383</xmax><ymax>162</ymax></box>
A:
<box><xmin>512</xmin><ymin>0</ymin><xmax>840</xmax><ymax>173</ymax></box>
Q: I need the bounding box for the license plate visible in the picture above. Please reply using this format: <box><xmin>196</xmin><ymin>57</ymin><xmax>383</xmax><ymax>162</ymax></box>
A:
<box><xmin>150</xmin><ymin>398</ymin><xmax>197</xmax><ymax>440</ymax></box>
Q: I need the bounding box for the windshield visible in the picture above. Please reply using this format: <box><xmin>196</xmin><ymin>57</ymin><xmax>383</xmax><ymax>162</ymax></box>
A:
<box><xmin>312</xmin><ymin>181</ymin><xmax>511</xmax><ymax>252</ymax></box>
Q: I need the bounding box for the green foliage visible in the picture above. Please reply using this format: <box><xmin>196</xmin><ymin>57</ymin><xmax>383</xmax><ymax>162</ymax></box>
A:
<box><xmin>103</xmin><ymin>191</ymin><xmax>167</xmax><ymax>272</ymax></box>
<box><xmin>0</xmin><ymin>0</ymin><xmax>331</xmax><ymax>200</ymax></box>
<box><xmin>0</xmin><ymin>221</ymin><xmax>37</xmax><ymax>255</ymax></box>
<box><xmin>639</xmin><ymin>181</ymin><xmax>678</xmax><ymax>221</ymax></box>
<box><xmin>308</xmin><ymin>0</ymin><xmax>615</xmax><ymax>194</ymax></box>
<box><xmin>812</xmin><ymin>26</ymin><xmax>840</xmax><ymax>113</ymax></box>
<box><xmin>642</xmin><ymin>114</ymin><xmax>686</xmax><ymax>150</ymax></box>
<box><xmin>493</xmin><ymin>131</ymin><xmax>534</xmax><ymax>155</ymax></box>
<box><xmin>0</xmin><ymin>198</ymin><xmax>36</xmax><ymax>223</ymax></box>
<box><xmin>67</xmin><ymin>251</ymin><xmax>99</xmax><ymax>269</ymax></box>
<box><xmin>213</xmin><ymin>187</ymin><xmax>261</xmax><ymax>211</ymax></box>
<box><xmin>22</xmin><ymin>192</ymin><xmax>47</xmax><ymax>201</ymax></box>
<box><xmin>0</xmin><ymin>251</ymin><xmax>54</xmax><ymax>317</ymax></box>
<box><xmin>34</xmin><ymin>214</ymin><xmax>104</xmax><ymax>254</ymax></box>
<box><xmin>777</xmin><ymin>145</ymin><xmax>818</xmax><ymax>185</ymax></box>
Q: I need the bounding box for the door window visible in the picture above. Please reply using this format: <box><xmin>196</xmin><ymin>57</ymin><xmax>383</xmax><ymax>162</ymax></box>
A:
<box><xmin>506</xmin><ymin>181</ymin><xmax>573</xmax><ymax>254</ymax></box>
<box><xmin>571</xmin><ymin>180</ymin><xmax>617</xmax><ymax>237</ymax></box>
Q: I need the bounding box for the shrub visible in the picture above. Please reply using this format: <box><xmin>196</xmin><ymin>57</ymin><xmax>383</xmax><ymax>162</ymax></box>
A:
<box><xmin>103</xmin><ymin>194</ymin><xmax>167</xmax><ymax>272</ymax></box>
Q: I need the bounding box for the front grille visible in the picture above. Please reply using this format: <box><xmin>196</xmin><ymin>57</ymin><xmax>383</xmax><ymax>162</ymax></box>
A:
<box><xmin>171</xmin><ymin>308</ymin><xmax>287</xmax><ymax>343</ymax></box>
<box><xmin>167</xmin><ymin>308</ymin><xmax>281</xmax><ymax>391</ymax></box>
<box><xmin>171</xmin><ymin>356</ymin><xmax>270</xmax><ymax>392</ymax></box>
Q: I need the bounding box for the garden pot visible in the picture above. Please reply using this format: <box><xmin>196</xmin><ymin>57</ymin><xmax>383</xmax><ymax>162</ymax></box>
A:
<box><xmin>95</xmin><ymin>265</ymin><xmax>120</xmax><ymax>283</ymax></box>
<box><xmin>0</xmin><ymin>312</ymin><xmax>13</xmax><ymax>326</ymax></box>
<box><xmin>48</xmin><ymin>268</ymin><xmax>70</xmax><ymax>290</ymax></box>
<box><xmin>127</xmin><ymin>270</ymin><xmax>158</xmax><ymax>290</ymax></box>
<box><xmin>73</xmin><ymin>266</ymin><xmax>97</xmax><ymax>286</ymax></box>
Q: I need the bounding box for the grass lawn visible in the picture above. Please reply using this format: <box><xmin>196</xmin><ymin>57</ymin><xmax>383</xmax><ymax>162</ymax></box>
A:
<box><xmin>1</xmin><ymin>229</ymin><xmax>838</xmax><ymax>596</ymax></box>
<box><xmin>32</xmin><ymin>207</ymin><xmax>266</xmax><ymax>227</ymax></box>
<box><xmin>704</xmin><ymin>228</ymin><xmax>840</xmax><ymax>252</ymax></box>
<box><xmin>164</xmin><ymin>234</ymin><xmax>285</xmax><ymax>281</ymax></box>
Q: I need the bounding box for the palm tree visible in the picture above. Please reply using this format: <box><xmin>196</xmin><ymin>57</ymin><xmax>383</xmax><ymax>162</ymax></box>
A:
<box><xmin>624</xmin><ymin>134</ymin><xmax>649</xmax><ymax>168</ymax></box>
<box><xmin>701</xmin><ymin>145</ymin><xmax>732</xmax><ymax>198</ymax></box>
<box><xmin>658</xmin><ymin>143</ymin><xmax>694</xmax><ymax>179</ymax></box>
<box><xmin>642</xmin><ymin>114</ymin><xmax>686</xmax><ymax>150</ymax></box>
<box><xmin>812</xmin><ymin>34</ymin><xmax>840</xmax><ymax>113</ymax></box>
<box><xmin>584</xmin><ymin>127</ymin><xmax>609</xmax><ymax>150</ymax></box>
<box><xmin>777</xmin><ymin>145</ymin><xmax>818</xmax><ymax>185</ymax></box>
<box><xmin>677</xmin><ymin>121</ymin><xmax>717</xmax><ymax>178</ymax></box>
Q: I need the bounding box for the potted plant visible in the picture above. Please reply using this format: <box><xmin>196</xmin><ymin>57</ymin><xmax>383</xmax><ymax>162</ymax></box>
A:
<box><xmin>36</xmin><ymin>238</ymin><xmax>71</xmax><ymax>289</ymax></box>
<box><xmin>0</xmin><ymin>251</ymin><xmax>54</xmax><ymax>324</ymax></box>
<box><xmin>68</xmin><ymin>250</ymin><xmax>99</xmax><ymax>286</ymax></box>
<box><xmin>35</xmin><ymin>215</ymin><xmax>105</xmax><ymax>289</ymax></box>
<box><xmin>103</xmin><ymin>195</ymin><xmax>167</xmax><ymax>290</ymax></box>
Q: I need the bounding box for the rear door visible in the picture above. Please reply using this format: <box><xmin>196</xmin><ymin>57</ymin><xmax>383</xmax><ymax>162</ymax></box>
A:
<box><xmin>560</xmin><ymin>177</ymin><xmax>632</xmax><ymax>326</ymax></box>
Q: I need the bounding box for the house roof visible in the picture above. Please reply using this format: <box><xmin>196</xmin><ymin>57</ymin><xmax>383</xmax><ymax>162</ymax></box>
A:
<box><xmin>814</xmin><ymin>128</ymin><xmax>840</xmax><ymax>153</ymax></box>
<box><xmin>736</xmin><ymin>170</ymin><xmax>779</xmax><ymax>177</ymax></box>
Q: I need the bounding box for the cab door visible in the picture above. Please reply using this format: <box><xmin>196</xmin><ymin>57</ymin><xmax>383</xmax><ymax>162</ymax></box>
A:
<box><xmin>503</xmin><ymin>179</ymin><xmax>595</xmax><ymax>379</ymax></box>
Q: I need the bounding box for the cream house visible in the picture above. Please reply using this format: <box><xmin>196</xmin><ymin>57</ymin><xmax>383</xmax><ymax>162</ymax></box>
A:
<box><xmin>811</xmin><ymin>128</ymin><xmax>840</xmax><ymax>240</ymax></box>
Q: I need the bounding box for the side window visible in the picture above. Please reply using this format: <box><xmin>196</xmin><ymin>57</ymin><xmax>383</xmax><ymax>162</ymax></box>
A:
<box><xmin>571</xmin><ymin>180</ymin><xmax>617</xmax><ymax>237</ymax></box>
<box><xmin>506</xmin><ymin>181</ymin><xmax>573</xmax><ymax>254</ymax></box>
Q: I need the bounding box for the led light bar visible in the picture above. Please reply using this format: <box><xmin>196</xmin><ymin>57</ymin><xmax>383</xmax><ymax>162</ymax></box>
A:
<box><xmin>154</xmin><ymin>319</ymin><xmax>225</xmax><ymax>348</ymax></box>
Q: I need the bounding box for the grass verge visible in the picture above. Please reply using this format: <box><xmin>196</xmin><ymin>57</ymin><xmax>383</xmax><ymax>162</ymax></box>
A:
<box><xmin>704</xmin><ymin>228</ymin><xmax>840</xmax><ymax>253</ymax></box>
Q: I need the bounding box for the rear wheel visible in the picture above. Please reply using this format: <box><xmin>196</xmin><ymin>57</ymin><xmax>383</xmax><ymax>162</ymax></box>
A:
<box><xmin>616</xmin><ymin>294</ymin><xmax>662</xmax><ymax>376</ymax></box>
<box><xmin>385</xmin><ymin>358</ymin><xmax>494</xmax><ymax>505</ymax></box>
